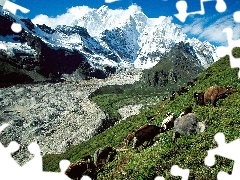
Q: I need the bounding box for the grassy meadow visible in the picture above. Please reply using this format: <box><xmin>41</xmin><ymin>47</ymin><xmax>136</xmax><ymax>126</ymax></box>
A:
<box><xmin>43</xmin><ymin>54</ymin><xmax>240</xmax><ymax>179</ymax></box>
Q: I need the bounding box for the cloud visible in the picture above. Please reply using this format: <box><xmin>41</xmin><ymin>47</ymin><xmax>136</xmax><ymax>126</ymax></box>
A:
<box><xmin>31</xmin><ymin>4</ymin><xmax>143</xmax><ymax>30</ymax></box>
<box><xmin>105</xmin><ymin>0</ymin><xmax>120</xmax><ymax>3</ymax></box>
<box><xmin>182</xmin><ymin>18</ymin><xmax>204</xmax><ymax>35</ymax></box>
<box><xmin>182</xmin><ymin>15</ymin><xmax>240</xmax><ymax>46</ymax></box>
<box><xmin>31</xmin><ymin>6</ymin><xmax>93</xmax><ymax>29</ymax></box>
<box><xmin>200</xmin><ymin>16</ymin><xmax>240</xmax><ymax>46</ymax></box>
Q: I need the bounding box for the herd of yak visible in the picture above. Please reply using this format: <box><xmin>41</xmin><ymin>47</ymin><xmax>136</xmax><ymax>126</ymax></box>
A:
<box><xmin>64</xmin><ymin>83</ymin><xmax>236</xmax><ymax>180</ymax></box>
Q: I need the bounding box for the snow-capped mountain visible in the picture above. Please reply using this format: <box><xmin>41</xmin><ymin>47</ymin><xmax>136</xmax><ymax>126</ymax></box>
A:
<box><xmin>66</xmin><ymin>5</ymin><xmax>218</xmax><ymax>68</ymax></box>
<box><xmin>0</xmin><ymin>5</ymin><xmax>218</xmax><ymax>83</ymax></box>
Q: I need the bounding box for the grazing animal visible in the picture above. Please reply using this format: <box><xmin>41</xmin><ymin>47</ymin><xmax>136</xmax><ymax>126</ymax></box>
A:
<box><xmin>162</xmin><ymin>96</ymin><xmax>168</xmax><ymax>101</ymax></box>
<box><xmin>204</xmin><ymin>85</ymin><xmax>236</xmax><ymax>106</ymax></box>
<box><xmin>125</xmin><ymin>131</ymin><xmax>135</xmax><ymax>147</ymax></box>
<box><xmin>161</xmin><ymin>112</ymin><xmax>176</xmax><ymax>131</ymax></box>
<box><xmin>147</xmin><ymin>115</ymin><xmax>155</xmax><ymax>122</ymax></box>
<box><xmin>94</xmin><ymin>146</ymin><xmax>117</xmax><ymax>169</ymax></box>
<box><xmin>187</xmin><ymin>81</ymin><xmax>195</xmax><ymax>87</ymax></box>
<box><xmin>170</xmin><ymin>91</ymin><xmax>176</xmax><ymax>101</ymax></box>
<box><xmin>177</xmin><ymin>86</ymin><xmax>189</xmax><ymax>96</ymax></box>
<box><xmin>65</xmin><ymin>158</ymin><xmax>96</xmax><ymax>180</ymax></box>
<box><xmin>194</xmin><ymin>92</ymin><xmax>205</xmax><ymax>106</ymax></box>
<box><xmin>124</xmin><ymin>124</ymin><xmax>149</xmax><ymax>146</ymax></box>
<box><xmin>132</xmin><ymin>124</ymin><xmax>164</xmax><ymax>150</ymax></box>
<box><xmin>173</xmin><ymin>113</ymin><xmax>205</xmax><ymax>141</ymax></box>
<box><xmin>193</xmin><ymin>77</ymin><xmax>198</xmax><ymax>82</ymax></box>
<box><xmin>194</xmin><ymin>85</ymin><xmax>236</xmax><ymax>107</ymax></box>
<box><xmin>78</xmin><ymin>155</ymin><xmax>93</xmax><ymax>162</ymax></box>
<box><xmin>178</xmin><ymin>106</ymin><xmax>193</xmax><ymax>118</ymax></box>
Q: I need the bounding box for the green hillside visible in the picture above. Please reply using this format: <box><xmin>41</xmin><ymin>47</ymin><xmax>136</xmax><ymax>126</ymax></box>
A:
<box><xmin>43</xmin><ymin>55</ymin><xmax>240</xmax><ymax>179</ymax></box>
<box><xmin>140</xmin><ymin>42</ymin><xmax>203</xmax><ymax>88</ymax></box>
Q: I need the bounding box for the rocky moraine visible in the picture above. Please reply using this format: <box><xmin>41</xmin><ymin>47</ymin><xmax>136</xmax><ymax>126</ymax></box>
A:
<box><xmin>0</xmin><ymin>71</ymin><xmax>143</xmax><ymax>164</ymax></box>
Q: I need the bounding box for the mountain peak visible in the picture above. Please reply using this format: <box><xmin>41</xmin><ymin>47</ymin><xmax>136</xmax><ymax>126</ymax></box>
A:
<box><xmin>97</xmin><ymin>5</ymin><xmax>109</xmax><ymax>14</ymax></box>
<box><xmin>0</xmin><ymin>5</ymin><xmax>218</xmax><ymax>80</ymax></box>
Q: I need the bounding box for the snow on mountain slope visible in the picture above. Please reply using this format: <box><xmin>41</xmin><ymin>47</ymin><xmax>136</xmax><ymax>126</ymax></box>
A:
<box><xmin>134</xmin><ymin>16</ymin><xmax>189</xmax><ymax>68</ymax></box>
<box><xmin>187</xmin><ymin>38</ymin><xmax>219</xmax><ymax>68</ymax></box>
<box><xmin>1</xmin><ymin>4</ymin><xmax>218</xmax><ymax>72</ymax></box>
<box><xmin>100</xmin><ymin>15</ymin><xmax>140</xmax><ymax>63</ymax></box>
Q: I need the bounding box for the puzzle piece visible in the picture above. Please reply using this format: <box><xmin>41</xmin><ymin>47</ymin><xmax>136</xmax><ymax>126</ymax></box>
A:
<box><xmin>154</xmin><ymin>176</ymin><xmax>165</xmax><ymax>180</ymax></box>
<box><xmin>171</xmin><ymin>165</ymin><xmax>190</xmax><ymax>180</ymax></box>
<box><xmin>0</xmin><ymin>0</ymin><xmax>6</xmax><ymax>10</ymax></box>
<box><xmin>105</xmin><ymin>0</ymin><xmax>120</xmax><ymax>3</ymax></box>
<box><xmin>21</xmin><ymin>142</ymin><xmax>43</xmax><ymax>173</ymax></box>
<box><xmin>0</xmin><ymin>124</ymin><xmax>72</xmax><ymax>179</ymax></box>
<box><xmin>0</xmin><ymin>124</ymin><xmax>22</xmax><ymax>179</ymax></box>
<box><xmin>0</xmin><ymin>123</ymin><xmax>9</xmax><ymax>132</ymax></box>
<box><xmin>21</xmin><ymin>142</ymin><xmax>72</xmax><ymax>179</ymax></box>
<box><xmin>175</xmin><ymin>0</ymin><xmax>227</xmax><ymax>22</ymax></box>
<box><xmin>215</xmin><ymin>27</ymin><xmax>240</xmax><ymax>78</ymax></box>
<box><xmin>154</xmin><ymin>165</ymin><xmax>189</xmax><ymax>180</ymax></box>
<box><xmin>1</xmin><ymin>0</ymin><xmax>30</xmax><ymax>33</ymax></box>
<box><xmin>233</xmin><ymin>11</ymin><xmax>240</xmax><ymax>23</ymax></box>
<box><xmin>205</xmin><ymin>132</ymin><xmax>240</xmax><ymax>180</ymax></box>
<box><xmin>81</xmin><ymin>175</ymin><xmax>92</xmax><ymax>180</ymax></box>
<box><xmin>35</xmin><ymin>160</ymin><xmax>71</xmax><ymax>180</ymax></box>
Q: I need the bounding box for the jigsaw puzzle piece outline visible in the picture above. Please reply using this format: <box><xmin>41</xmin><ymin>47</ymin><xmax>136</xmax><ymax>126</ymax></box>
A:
<box><xmin>0</xmin><ymin>0</ymin><xmax>6</xmax><ymax>7</ymax></box>
<box><xmin>205</xmin><ymin>132</ymin><xmax>240</xmax><ymax>179</ymax></box>
<box><xmin>154</xmin><ymin>176</ymin><xmax>165</xmax><ymax>180</ymax></box>
<box><xmin>0</xmin><ymin>124</ymin><xmax>72</xmax><ymax>179</ymax></box>
<box><xmin>35</xmin><ymin>160</ymin><xmax>71</xmax><ymax>180</ymax></box>
<box><xmin>215</xmin><ymin>0</ymin><xmax>227</xmax><ymax>13</ymax></box>
<box><xmin>0</xmin><ymin>123</ymin><xmax>9</xmax><ymax>132</ymax></box>
<box><xmin>2</xmin><ymin>0</ymin><xmax>30</xmax><ymax>33</ymax></box>
<box><xmin>0</xmin><ymin>141</ymin><xmax>21</xmax><ymax>176</ymax></box>
<box><xmin>216</xmin><ymin>28</ymin><xmax>240</xmax><ymax>78</ymax></box>
<box><xmin>21</xmin><ymin>142</ymin><xmax>43</xmax><ymax>173</ymax></box>
<box><xmin>3</xmin><ymin>0</ymin><xmax>29</xmax><ymax>15</ymax></box>
<box><xmin>0</xmin><ymin>124</ymin><xmax>22</xmax><ymax>178</ymax></box>
<box><xmin>233</xmin><ymin>11</ymin><xmax>240</xmax><ymax>23</ymax></box>
<box><xmin>154</xmin><ymin>165</ymin><xmax>190</xmax><ymax>180</ymax></box>
<box><xmin>217</xmin><ymin>171</ymin><xmax>237</xmax><ymax>180</ymax></box>
<box><xmin>175</xmin><ymin>0</ymin><xmax>227</xmax><ymax>22</ymax></box>
<box><xmin>171</xmin><ymin>165</ymin><xmax>190</xmax><ymax>180</ymax></box>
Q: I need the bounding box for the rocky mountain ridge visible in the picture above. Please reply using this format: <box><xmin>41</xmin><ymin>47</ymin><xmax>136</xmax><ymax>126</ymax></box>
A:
<box><xmin>0</xmin><ymin>5</ymin><xmax>218</xmax><ymax>85</ymax></box>
<box><xmin>141</xmin><ymin>41</ymin><xmax>204</xmax><ymax>87</ymax></box>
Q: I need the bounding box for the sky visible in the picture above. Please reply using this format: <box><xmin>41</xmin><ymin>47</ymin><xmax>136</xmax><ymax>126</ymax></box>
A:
<box><xmin>9</xmin><ymin>0</ymin><xmax>240</xmax><ymax>46</ymax></box>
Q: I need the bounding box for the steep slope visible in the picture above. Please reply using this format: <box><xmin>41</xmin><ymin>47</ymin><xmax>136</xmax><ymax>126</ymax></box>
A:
<box><xmin>141</xmin><ymin>41</ymin><xmax>204</xmax><ymax>87</ymax></box>
<box><xmin>42</xmin><ymin>54</ymin><xmax>240</xmax><ymax>180</ymax></box>
<box><xmin>100</xmin><ymin>15</ymin><xmax>139</xmax><ymax>64</ymax></box>
<box><xmin>0</xmin><ymin>14</ymin><xmax>115</xmax><ymax>86</ymax></box>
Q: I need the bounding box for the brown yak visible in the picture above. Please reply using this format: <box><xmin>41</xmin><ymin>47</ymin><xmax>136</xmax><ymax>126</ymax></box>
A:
<box><xmin>65</xmin><ymin>157</ymin><xmax>97</xmax><ymax>180</ymax></box>
<box><xmin>194</xmin><ymin>85</ymin><xmax>236</xmax><ymax>107</ymax></box>
<box><xmin>132</xmin><ymin>124</ymin><xmax>164</xmax><ymax>150</ymax></box>
<box><xmin>124</xmin><ymin>124</ymin><xmax>149</xmax><ymax>147</ymax></box>
<box><xmin>93</xmin><ymin>146</ymin><xmax>117</xmax><ymax>169</ymax></box>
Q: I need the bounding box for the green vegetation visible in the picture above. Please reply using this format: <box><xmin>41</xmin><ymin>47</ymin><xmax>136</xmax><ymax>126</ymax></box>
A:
<box><xmin>43</xmin><ymin>55</ymin><xmax>240</xmax><ymax>179</ymax></box>
<box><xmin>0</xmin><ymin>60</ymin><xmax>34</xmax><ymax>84</ymax></box>
<box><xmin>232</xmin><ymin>47</ymin><xmax>240</xmax><ymax>58</ymax></box>
<box><xmin>89</xmin><ymin>84</ymin><xmax>169</xmax><ymax>121</ymax></box>
<box><xmin>140</xmin><ymin>42</ymin><xmax>203</xmax><ymax>88</ymax></box>
<box><xmin>0</xmin><ymin>53</ymin><xmax>47</xmax><ymax>85</ymax></box>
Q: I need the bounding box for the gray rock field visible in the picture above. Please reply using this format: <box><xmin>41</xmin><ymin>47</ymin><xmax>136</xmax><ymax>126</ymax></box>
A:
<box><xmin>0</xmin><ymin>71</ymin><xmax>142</xmax><ymax>165</ymax></box>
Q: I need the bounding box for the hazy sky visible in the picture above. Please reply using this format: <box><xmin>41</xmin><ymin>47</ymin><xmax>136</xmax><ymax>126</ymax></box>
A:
<box><xmin>10</xmin><ymin>0</ymin><xmax>240</xmax><ymax>46</ymax></box>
